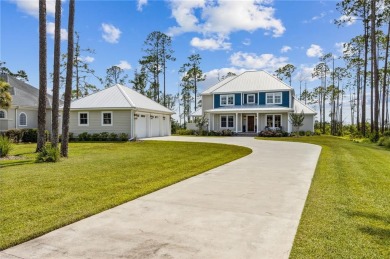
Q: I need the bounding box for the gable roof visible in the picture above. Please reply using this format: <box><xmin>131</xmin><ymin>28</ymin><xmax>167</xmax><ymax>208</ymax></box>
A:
<box><xmin>202</xmin><ymin>71</ymin><xmax>293</xmax><ymax>94</ymax></box>
<box><xmin>293</xmin><ymin>98</ymin><xmax>317</xmax><ymax>115</ymax></box>
<box><xmin>70</xmin><ymin>84</ymin><xmax>174</xmax><ymax>114</ymax></box>
<box><xmin>0</xmin><ymin>73</ymin><xmax>54</xmax><ymax>108</ymax></box>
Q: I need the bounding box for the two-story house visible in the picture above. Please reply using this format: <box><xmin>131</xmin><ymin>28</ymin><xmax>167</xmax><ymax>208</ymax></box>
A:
<box><xmin>200</xmin><ymin>71</ymin><xmax>316</xmax><ymax>133</ymax></box>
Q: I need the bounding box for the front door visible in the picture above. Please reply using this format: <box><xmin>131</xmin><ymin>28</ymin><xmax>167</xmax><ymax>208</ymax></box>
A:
<box><xmin>247</xmin><ymin>116</ymin><xmax>255</xmax><ymax>132</ymax></box>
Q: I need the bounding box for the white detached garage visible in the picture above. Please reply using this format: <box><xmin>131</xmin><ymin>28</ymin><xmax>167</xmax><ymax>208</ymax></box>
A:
<box><xmin>69</xmin><ymin>84</ymin><xmax>174</xmax><ymax>139</ymax></box>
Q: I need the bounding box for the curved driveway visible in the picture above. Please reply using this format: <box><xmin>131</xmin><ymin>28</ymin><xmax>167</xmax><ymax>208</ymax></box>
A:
<box><xmin>1</xmin><ymin>137</ymin><xmax>321</xmax><ymax>259</ymax></box>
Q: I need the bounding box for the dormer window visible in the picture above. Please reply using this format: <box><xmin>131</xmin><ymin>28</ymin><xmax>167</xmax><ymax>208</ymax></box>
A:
<box><xmin>247</xmin><ymin>94</ymin><xmax>255</xmax><ymax>104</ymax></box>
<box><xmin>220</xmin><ymin>94</ymin><xmax>234</xmax><ymax>106</ymax></box>
<box><xmin>266</xmin><ymin>92</ymin><xmax>282</xmax><ymax>104</ymax></box>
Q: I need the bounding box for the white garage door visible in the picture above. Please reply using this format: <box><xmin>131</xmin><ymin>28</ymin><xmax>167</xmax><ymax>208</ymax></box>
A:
<box><xmin>135</xmin><ymin>115</ymin><xmax>147</xmax><ymax>138</ymax></box>
<box><xmin>151</xmin><ymin>115</ymin><xmax>160</xmax><ymax>137</ymax></box>
<box><xmin>163</xmin><ymin>116</ymin><xmax>169</xmax><ymax>136</ymax></box>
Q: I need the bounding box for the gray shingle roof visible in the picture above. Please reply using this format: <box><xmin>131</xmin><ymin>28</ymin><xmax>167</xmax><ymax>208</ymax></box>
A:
<box><xmin>70</xmin><ymin>84</ymin><xmax>175</xmax><ymax>114</ymax></box>
<box><xmin>0</xmin><ymin>73</ymin><xmax>54</xmax><ymax>108</ymax></box>
<box><xmin>202</xmin><ymin>71</ymin><xmax>292</xmax><ymax>94</ymax></box>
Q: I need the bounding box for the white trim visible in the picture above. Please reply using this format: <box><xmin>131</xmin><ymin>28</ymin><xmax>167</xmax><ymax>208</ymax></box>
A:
<box><xmin>19</xmin><ymin>112</ymin><xmax>27</xmax><ymax>126</ymax></box>
<box><xmin>247</xmin><ymin>94</ymin><xmax>255</xmax><ymax>104</ymax></box>
<box><xmin>235</xmin><ymin>113</ymin><xmax>238</xmax><ymax>133</ymax></box>
<box><xmin>0</xmin><ymin>109</ymin><xmax>7</xmax><ymax>119</ymax></box>
<box><xmin>101</xmin><ymin>111</ymin><xmax>113</xmax><ymax>126</ymax></box>
<box><xmin>265</xmin><ymin>114</ymin><xmax>283</xmax><ymax>128</ymax></box>
<box><xmin>78</xmin><ymin>111</ymin><xmax>89</xmax><ymax>126</ymax></box>
<box><xmin>220</xmin><ymin>94</ymin><xmax>235</xmax><ymax>106</ymax></box>
<box><xmin>257</xmin><ymin>113</ymin><xmax>259</xmax><ymax>133</ymax></box>
<box><xmin>266</xmin><ymin>92</ymin><xmax>282</xmax><ymax>105</ymax></box>
<box><xmin>220</xmin><ymin>114</ymin><xmax>234</xmax><ymax>128</ymax></box>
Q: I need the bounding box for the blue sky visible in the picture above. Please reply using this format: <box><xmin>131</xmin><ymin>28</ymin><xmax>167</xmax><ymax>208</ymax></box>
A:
<box><xmin>1</xmin><ymin>0</ymin><xmax>362</xmax><ymax>119</ymax></box>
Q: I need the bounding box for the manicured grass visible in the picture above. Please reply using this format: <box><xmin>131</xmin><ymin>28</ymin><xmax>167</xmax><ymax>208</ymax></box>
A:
<box><xmin>0</xmin><ymin>141</ymin><xmax>251</xmax><ymax>250</ymax></box>
<box><xmin>256</xmin><ymin>136</ymin><xmax>390</xmax><ymax>258</ymax></box>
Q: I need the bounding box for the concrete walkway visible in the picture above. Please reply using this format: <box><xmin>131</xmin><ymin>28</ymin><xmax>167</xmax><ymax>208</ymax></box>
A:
<box><xmin>1</xmin><ymin>137</ymin><xmax>321</xmax><ymax>259</ymax></box>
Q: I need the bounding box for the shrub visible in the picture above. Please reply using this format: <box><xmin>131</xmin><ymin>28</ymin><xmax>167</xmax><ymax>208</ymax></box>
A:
<box><xmin>383</xmin><ymin>138</ymin><xmax>390</xmax><ymax>148</ymax></box>
<box><xmin>4</xmin><ymin>129</ymin><xmax>23</xmax><ymax>143</ymax></box>
<box><xmin>383</xmin><ymin>131</ymin><xmax>390</xmax><ymax>137</ymax></box>
<box><xmin>78</xmin><ymin>132</ymin><xmax>91</xmax><ymax>141</ymax></box>
<box><xmin>369</xmin><ymin>133</ymin><xmax>380</xmax><ymax>143</ymax></box>
<box><xmin>36</xmin><ymin>145</ymin><xmax>60</xmax><ymax>163</ymax></box>
<box><xmin>221</xmin><ymin>129</ymin><xmax>233</xmax><ymax>136</ymax></box>
<box><xmin>258</xmin><ymin>130</ymin><xmax>287</xmax><ymax>137</ymax></box>
<box><xmin>91</xmin><ymin>133</ymin><xmax>101</xmax><ymax>141</ymax></box>
<box><xmin>299</xmin><ymin>130</ymin><xmax>306</xmax><ymax>136</ymax></box>
<box><xmin>176</xmin><ymin>129</ymin><xmax>195</xmax><ymax>135</ymax></box>
<box><xmin>305</xmin><ymin>131</ymin><xmax>312</xmax><ymax>136</ymax></box>
<box><xmin>207</xmin><ymin>130</ymin><xmax>221</xmax><ymax>136</ymax></box>
<box><xmin>21</xmin><ymin>128</ymin><xmax>38</xmax><ymax>142</ymax></box>
<box><xmin>109</xmin><ymin>133</ymin><xmax>118</xmax><ymax>141</ymax></box>
<box><xmin>100</xmin><ymin>132</ymin><xmax>110</xmax><ymax>141</ymax></box>
<box><xmin>0</xmin><ymin>136</ymin><xmax>12</xmax><ymax>157</ymax></box>
<box><xmin>118</xmin><ymin>133</ymin><xmax>128</xmax><ymax>141</ymax></box>
<box><xmin>378</xmin><ymin>137</ymin><xmax>386</xmax><ymax>146</ymax></box>
<box><xmin>314</xmin><ymin>129</ymin><xmax>321</xmax><ymax>136</ymax></box>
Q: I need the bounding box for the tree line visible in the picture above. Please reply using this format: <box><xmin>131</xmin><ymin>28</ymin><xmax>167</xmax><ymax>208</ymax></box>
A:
<box><xmin>274</xmin><ymin>0</ymin><xmax>390</xmax><ymax>138</ymax></box>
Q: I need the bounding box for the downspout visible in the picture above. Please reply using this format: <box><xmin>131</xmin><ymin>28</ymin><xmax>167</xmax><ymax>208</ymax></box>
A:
<box><xmin>15</xmin><ymin>106</ymin><xmax>19</xmax><ymax>129</ymax></box>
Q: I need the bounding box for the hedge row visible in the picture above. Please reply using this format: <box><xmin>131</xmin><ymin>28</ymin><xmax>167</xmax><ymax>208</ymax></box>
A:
<box><xmin>1</xmin><ymin>128</ymin><xmax>50</xmax><ymax>143</ymax></box>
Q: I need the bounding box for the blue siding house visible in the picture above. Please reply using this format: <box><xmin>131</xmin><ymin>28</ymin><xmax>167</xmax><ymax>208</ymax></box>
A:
<box><xmin>199</xmin><ymin>71</ymin><xmax>316</xmax><ymax>133</ymax></box>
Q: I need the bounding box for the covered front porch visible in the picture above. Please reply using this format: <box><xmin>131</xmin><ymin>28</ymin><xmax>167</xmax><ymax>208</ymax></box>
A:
<box><xmin>206</xmin><ymin>111</ymin><xmax>292</xmax><ymax>133</ymax></box>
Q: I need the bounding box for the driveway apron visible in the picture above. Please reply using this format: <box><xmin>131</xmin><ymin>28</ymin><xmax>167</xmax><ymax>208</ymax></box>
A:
<box><xmin>1</xmin><ymin>137</ymin><xmax>321</xmax><ymax>259</ymax></box>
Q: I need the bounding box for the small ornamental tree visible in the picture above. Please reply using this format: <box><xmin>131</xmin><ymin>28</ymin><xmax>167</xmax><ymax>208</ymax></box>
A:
<box><xmin>196</xmin><ymin>115</ymin><xmax>208</xmax><ymax>135</ymax></box>
<box><xmin>289</xmin><ymin>111</ymin><xmax>305</xmax><ymax>137</ymax></box>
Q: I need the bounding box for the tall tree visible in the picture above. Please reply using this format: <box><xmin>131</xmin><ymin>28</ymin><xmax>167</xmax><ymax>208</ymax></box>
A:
<box><xmin>131</xmin><ymin>67</ymin><xmax>148</xmax><ymax>95</ymax></box>
<box><xmin>61</xmin><ymin>0</ymin><xmax>75</xmax><ymax>158</ymax></box>
<box><xmin>275</xmin><ymin>64</ymin><xmax>296</xmax><ymax>86</ymax></box>
<box><xmin>140</xmin><ymin>31</ymin><xmax>175</xmax><ymax>104</ymax></box>
<box><xmin>160</xmin><ymin>34</ymin><xmax>175</xmax><ymax>107</ymax></box>
<box><xmin>51</xmin><ymin>0</ymin><xmax>61</xmax><ymax>148</ymax></box>
<box><xmin>104</xmin><ymin>65</ymin><xmax>128</xmax><ymax>88</ymax></box>
<box><xmin>0</xmin><ymin>61</ymin><xmax>29</xmax><ymax>81</ymax></box>
<box><xmin>57</xmin><ymin>32</ymin><xmax>101</xmax><ymax>99</ymax></box>
<box><xmin>371</xmin><ymin>0</ymin><xmax>380</xmax><ymax>139</ymax></box>
<box><xmin>312</xmin><ymin>61</ymin><xmax>329</xmax><ymax>133</ymax></box>
<box><xmin>180</xmin><ymin>54</ymin><xmax>206</xmax><ymax>111</ymax></box>
<box><xmin>36</xmin><ymin>0</ymin><xmax>47</xmax><ymax>152</ymax></box>
<box><xmin>381</xmin><ymin>20</ymin><xmax>390</xmax><ymax>132</ymax></box>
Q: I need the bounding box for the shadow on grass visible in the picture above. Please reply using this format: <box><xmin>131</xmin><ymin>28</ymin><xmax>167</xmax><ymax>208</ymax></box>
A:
<box><xmin>0</xmin><ymin>160</ymin><xmax>34</xmax><ymax>168</ymax></box>
<box><xmin>347</xmin><ymin>211</ymin><xmax>390</xmax><ymax>225</ymax></box>
<box><xmin>359</xmin><ymin>226</ymin><xmax>390</xmax><ymax>241</ymax></box>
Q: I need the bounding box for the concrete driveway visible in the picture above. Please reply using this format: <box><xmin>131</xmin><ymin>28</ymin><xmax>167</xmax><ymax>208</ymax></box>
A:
<box><xmin>1</xmin><ymin>137</ymin><xmax>321</xmax><ymax>259</ymax></box>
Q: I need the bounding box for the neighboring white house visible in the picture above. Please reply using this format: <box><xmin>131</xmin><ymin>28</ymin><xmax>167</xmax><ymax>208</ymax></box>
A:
<box><xmin>69</xmin><ymin>84</ymin><xmax>174</xmax><ymax>138</ymax></box>
<box><xmin>0</xmin><ymin>73</ymin><xmax>56</xmax><ymax>133</ymax></box>
<box><xmin>198</xmin><ymin>70</ymin><xmax>316</xmax><ymax>133</ymax></box>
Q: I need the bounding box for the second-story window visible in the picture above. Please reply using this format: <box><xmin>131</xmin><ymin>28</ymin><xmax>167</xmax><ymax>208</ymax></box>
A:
<box><xmin>266</xmin><ymin>92</ymin><xmax>282</xmax><ymax>104</ymax></box>
<box><xmin>247</xmin><ymin>94</ymin><xmax>255</xmax><ymax>104</ymax></box>
<box><xmin>220</xmin><ymin>94</ymin><xmax>234</xmax><ymax>106</ymax></box>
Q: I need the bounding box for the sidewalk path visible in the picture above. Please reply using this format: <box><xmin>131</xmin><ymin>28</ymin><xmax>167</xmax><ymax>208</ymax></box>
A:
<box><xmin>1</xmin><ymin>137</ymin><xmax>321</xmax><ymax>259</ymax></box>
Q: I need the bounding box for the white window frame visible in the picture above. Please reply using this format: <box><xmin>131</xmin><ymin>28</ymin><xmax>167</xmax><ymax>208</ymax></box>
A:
<box><xmin>220</xmin><ymin>94</ymin><xmax>235</xmax><ymax>106</ymax></box>
<box><xmin>220</xmin><ymin>115</ymin><xmax>234</xmax><ymax>128</ymax></box>
<box><xmin>101</xmin><ymin>111</ymin><xmax>113</xmax><ymax>126</ymax></box>
<box><xmin>19</xmin><ymin>112</ymin><xmax>27</xmax><ymax>126</ymax></box>
<box><xmin>247</xmin><ymin>94</ymin><xmax>255</xmax><ymax>104</ymax></box>
<box><xmin>0</xmin><ymin>109</ymin><xmax>7</xmax><ymax>119</ymax></box>
<box><xmin>266</xmin><ymin>92</ymin><xmax>283</xmax><ymax>105</ymax></box>
<box><xmin>265</xmin><ymin>114</ymin><xmax>282</xmax><ymax>128</ymax></box>
<box><xmin>78</xmin><ymin>112</ymin><xmax>89</xmax><ymax>126</ymax></box>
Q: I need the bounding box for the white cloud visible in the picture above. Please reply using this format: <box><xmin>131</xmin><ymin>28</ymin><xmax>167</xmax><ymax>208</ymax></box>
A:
<box><xmin>338</xmin><ymin>15</ymin><xmax>357</xmax><ymax>26</ymax></box>
<box><xmin>168</xmin><ymin>0</ymin><xmax>285</xmax><ymax>38</ymax></box>
<box><xmin>9</xmin><ymin>0</ymin><xmax>60</xmax><ymax>17</ymax></box>
<box><xmin>116</xmin><ymin>60</ymin><xmax>131</xmax><ymax>70</ymax></box>
<box><xmin>230</xmin><ymin>51</ymin><xmax>288</xmax><ymax>72</ymax></box>
<box><xmin>242</xmin><ymin>38</ymin><xmax>251</xmax><ymax>46</ymax></box>
<box><xmin>137</xmin><ymin>0</ymin><xmax>147</xmax><ymax>11</ymax></box>
<box><xmin>201</xmin><ymin>67</ymin><xmax>246</xmax><ymax>91</ymax></box>
<box><xmin>190</xmin><ymin>37</ymin><xmax>231</xmax><ymax>50</ymax></box>
<box><xmin>293</xmin><ymin>65</ymin><xmax>317</xmax><ymax>82</ymax></box>
<box><xmin>280</xmin><ymin>45</ymin><xmax>291</xmax><ymax>53</ymax></box>
<box><xmin>312</xmin><ymin>12</ymin><xmax>326</xmax><ymax>21</ymax></box>
<box><xmin>101</xmin><ymin>23</ymin><xmax>121</xmax><ymax>44</ymax></box>
<box><xmin>306</xmin><ymin>44</ymin><xmax>323</xmax><ymax>58</ymax></box>
<box><xmin>46</xmin><ymin>22</ymin><xmax>68</xmax><ymax>41</ymax></box>
<box><xmin>78</xmin><ymin>56</ymin><xmax>95</xmax><ymax>63</ymax></box>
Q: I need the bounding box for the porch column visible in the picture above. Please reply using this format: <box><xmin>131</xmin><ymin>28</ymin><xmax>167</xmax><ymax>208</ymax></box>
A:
<box><xmin>208</xmin><ymin>113</ymin><xmax>211</xmax><ymax>131</ymax></box>
<box><xmin>212</xmin><ymin>114</ymin><xmax>215</xmax><ymax>131</ymax></box>
<box><xmin>235</xmin><ymin>113</ymin><xmax>238</xmax><ymax>133</ymax></box>
<box><xmin>287</xmin><ymin>113</ymin><xmax>291</xmax><ymax>133</ymax></box>
<box><xmin>257</xmin><ymin>113</ymin><xmax>259</xmax><ymax>133</ymax></box>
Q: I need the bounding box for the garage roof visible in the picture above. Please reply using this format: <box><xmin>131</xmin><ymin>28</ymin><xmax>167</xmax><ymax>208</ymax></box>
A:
<box><xmin>70</xmin><ymin>84</ymin><xmax>174</xmax><ymax>114</ymax></box>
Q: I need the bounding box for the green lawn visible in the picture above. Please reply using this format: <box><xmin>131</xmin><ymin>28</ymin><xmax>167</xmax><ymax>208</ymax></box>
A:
<box><xmin>0</xmin><ymin>141</ymin><xmax>251</xmax><ymax>250</ymax></box>
<box><xmin>256</xmin><ymin>136</ymin><xmax>390</xmax><ymax>258</ymax></box>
